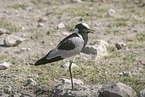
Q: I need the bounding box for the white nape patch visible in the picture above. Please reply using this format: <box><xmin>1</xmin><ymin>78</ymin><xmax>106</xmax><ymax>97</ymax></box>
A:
<box><xmin>82</xmin><ymin>23</ymin><xmax>90</xmax><ymax>29</ymax></box>
<box><xmin>74</xmin><ymin>28</ymin><xmax>83</xmax><ymax>39</ymax></box>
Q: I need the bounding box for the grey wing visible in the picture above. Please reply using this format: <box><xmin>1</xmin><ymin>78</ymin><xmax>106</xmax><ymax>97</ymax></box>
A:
<box><xmin>46</xmin><ymin>37</ymin><xmax>84</xmax><ymax>60</ymax></box>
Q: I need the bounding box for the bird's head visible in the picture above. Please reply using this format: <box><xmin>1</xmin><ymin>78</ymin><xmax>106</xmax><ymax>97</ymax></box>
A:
<box><xmin>74</xmin><ymin>23</ymin><xmax>94</xmax><ymax>34</ymax></box>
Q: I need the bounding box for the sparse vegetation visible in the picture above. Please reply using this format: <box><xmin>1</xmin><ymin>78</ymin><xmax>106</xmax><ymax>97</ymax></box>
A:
<box><xmin>0</xmin><ymin>21</ymin><xmax>20</xmax><ymax>32</ymax></box>
<box><xmin>0</xmin><ymin>0</ymin><xmax>145</xmax><ymax>96</ymax></box>
<box><xmin>8</xmin><ymin>4</ymin><xmax>29</xmax><ymax>9</ymax></box>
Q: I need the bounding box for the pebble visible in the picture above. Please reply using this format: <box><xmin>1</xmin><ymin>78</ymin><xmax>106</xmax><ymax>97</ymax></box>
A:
<box><xmin>24</xmin><ymin>78</ymin><xmax>37</xmax><ymax>86</ymax></box>
<box><xmin>38</xmin><ymin>17</ymin><xmax>47</xmax><ymax>22</ymax></box>
<box><xmin>57</xmin><ymin>23</ymin><xmax>65</xmax><ymax>29</ymax></box>
<box><xmin>119</xmin><ymin>71</ymin><xmax>131</xmax><ymax>76</ymax></box>
<box><xmin>71</xmin><ymin>0</ymin><xmax>82</xmax><ymax>3</ymax></box>
<box><xmin>0</xmin><ymin>62</ymin><xmax>10</xmax><ymax>70</ymax></box>
<box><xmin>60</xmin><ymin>78</ymin><xmax>84</xmax><ymax>85</ymax></box>
<box><xmin>0</xmin><ymin>28</ymin><xmax>9</xmax><ymax>35</ymax></box>
<box><xmin>21</xmin><ymin>48</ymin><xmax>31</xmax><ymax>51</ymax></box>
<box><xmin>115</xmin><ymin>42</ymin><xmax>127</xmax><ymax>50</ymax></box>
<box><xmin>37</xmin><ymin>23</ymin><xmax>44</xmax><ymax>27</ymax></box>
<box><xmin>3</xmin><ymin>35</ymin><xmax>23</xmax><ymax>47</ymax></box>
<box><xmin>62</xmin><ymin>32</ymin><xmax>69</xmax><ymax>36</ymax></box>
<box><xmin>106</xmin><ymin>9</ymin><xmax>116</xmax><ymax>16</ymax></box>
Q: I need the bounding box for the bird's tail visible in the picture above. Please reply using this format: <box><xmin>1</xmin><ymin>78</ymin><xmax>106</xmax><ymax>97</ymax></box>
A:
<box><xmin>34</xmin><ymin>56</ymin><xmax>48</xmax><ymax>66</ymax></box>
<box><xmin>34</xmin><ymin>56</ymin><xmax>64</xmax><ymax>66</ymax></box>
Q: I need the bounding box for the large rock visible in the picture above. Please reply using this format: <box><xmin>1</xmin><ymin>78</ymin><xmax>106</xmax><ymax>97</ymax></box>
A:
<box><xmin>140</xmin><ymin>88</ymin><xmax>145</xmax><ymax>97</ymax></box>
<box><xmin>50</xmin><ymin>84</ymin><xmax>102</xmax><ymax>97</ymax></box>
<box><xmin>3</xmin><ymin>35</ymin><xmax>23</xmax><ymax>47</ymax></box>
<box><xmin>0</xmin><ymin>28</ymin><xmax>10</xmax><ymax>35</ymax></box>
<box><xmin>0</xmin><ymin>62</ymin><xmax>10</xmax><ymax>70</ymax></box>
<box><xmin>99</xmin><ymin>82</ymin><xmax>137</xmax><ymax>97</ymax></box>
<box><xmin>81</xmin><ymin>40</ymin><xmax>108</xmax><ymax>59</ymax></box>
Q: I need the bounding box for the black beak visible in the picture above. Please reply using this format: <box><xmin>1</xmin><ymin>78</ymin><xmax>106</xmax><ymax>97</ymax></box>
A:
<box><xmin>87</xmin><ymin>29</ymin><xmax>95</xmax><ymax>33</ymax></box>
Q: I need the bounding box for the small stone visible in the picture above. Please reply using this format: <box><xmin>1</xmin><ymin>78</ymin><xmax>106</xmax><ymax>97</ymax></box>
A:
<box><xmin>119</xmin><ymin>72</ymin><xmax>123</xmax><ymax>76</ymax></box>
<box><xmin>71</xmin><ymin>0</ymin><xmax>82</xmax><ymax>3</ymax></box>
<box><xmin>21</xmin><ymin>48</ymin><xmax>31</xmax><ymax>51</ymax></box>
<box><xmin>62</xmin><ymin>32</ymin><xmax>69</xmax><ymax>36</ymax></box>
<box><xmin>24</xmin><ymin>78</ymin><xmax>37</xmax><ymax>86</ymax></box>
<box><xmin>0</xmin><ymin>28</ymin><xmax>9</xmax><ymax>35</ymax></box>
<box><xmin>38</xmin><ymin>17</ymin><xmax>47</xmax><ymax>22</ymax></box>
<box><xmin>4</xmin><ymin>86</ymin><xmax>11</xmax><ymax>94</ymax></box>
<box><xmin>119</xmin><ymin>71</ymin><xmax>131</xmax><ymax>76</ymax></box>
<box><xmin>61</xmin><ymin>62</ymin><xmax>79</xmax><ymax>70</ymax></box>
<box><xmin>106</xmin><ymin>9</ymin><xmax>116</xmax><ymax>16</ymax></box>
<box><xmin>3</xmin><ymin>35</ymin><xmax>23</xmax><ymax>47</ymax></box>
<box><xmin>57</xmin><ymin>23</ymin><xmax>65</xmax><ymax>29</ymax></box>
<box><xmin>0</xmin><ymin>62</ymin><xmax>10</xmax><ymax>70</ymax></box>
<box><xmin>60</xmin><ymin>78</ymin><xmax>84</xmax><ymax>85</ymax></box>
<box><xmin>115</xmin><ymin>42</ymin><xmax>127</xmax><ymax>50</ymax></box>
<box><xmin>140</xmin><ymin>88</ymin><xmax>145</xmax><ymax>97</ymax></box>
<box><xmin>37</xmin><ymin>23</ymin><xmax>44</xmax><ymax>27</ymax></box>
<box><xmin>122</xmin><ymin>71</ymin><xmax>131</xmax><ymax>76</ymax></box>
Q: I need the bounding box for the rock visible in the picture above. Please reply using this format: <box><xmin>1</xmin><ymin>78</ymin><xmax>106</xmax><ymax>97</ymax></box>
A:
<box><xmin>51</xmin><ymin>84</ymin><xmax>102</xmax><ymax>97</ymax></box>
<box><xmin>90</xmin><ymin>40</ymin><xmax>108</xmax><ymax>47</ymax></box>
<box><xmin>106</xmin><ymin>9</ymin><xmax>116</xmax><ymax>16</ymax></box>
<box><xmin>3</xmin><ymin>35</ymin><xmax>23</xmax><ymax>47</ymax></box>
<box><xmin>140</xmin><ymin>88</ymin><xmax>145</xmax><ymax>97</ymax></box>
<box><xmin>119</xmin><ymin>71</ymin><xmax>131</xmax><ymax>76</ymax></box>
<box><xmin>115</xmin><ymin>42</ymin><xmax>127</xmax><ymax>50</ymax></box>
<box><xmin>4</xmin><ymin>86</ymin><xmax>11</xmax><ymax>94</ymax></box>
<box><xmin>37</xmin><ymin>23</ymin><xmax>44</xmax><ymax>27</ymax></box>
<box><xmin>38</xmin><ymin>17</ymin><xmax>47</xmax><ymax>22</ymax></box>
<box><xmin>0</xmin><ymin>28</ymin><xmax>9</xmax><ymax>35</ymax></box>
<box><xmin>60</xmin><ymin>78</ymin><xmax>84</xmax><ymax>85</ymax></box>
<box><xmin>57</xmin><ymin>23</ymin><xmax>65</xmax><ymax>29</ymax></box>
<box><xmin>71</xmin><ymin>0</ymin><xmax>82</xmax><ymax>3</ymax></box>
<box><xmin>82</xmin><ymin>40</ymin><xmax>108</xmax><ymax>59</ymax></box>
<box><xmin>81</xmin><ymin>45</ymin><xmax>97</xmax><ymax>55</ymax></box>
<box><xmin>21</xmin><ymin>48</ymin><xmax>31</xmax><ymax>51</ymax></box>
<box><xmin>99</xmin><ymin>82</ymin><xmax>137</xmax><ymax>97</ymax></box>
<box><xmin>122</xmin><ymin>71</ymin><xmax>131</xmax><ymax>76</ymax></box>
<box><xmin>24</xmin><ymin>78</ymin><xmax>37</xmax><ymax>86</ymax></box>
<box><xmin>0</xmin><ymin>62</ymin><xmax>10</xmax><ymax>70</ymax></box>
<box><xmin>61</xmin><ymin>62</ymin><xmax>79</xmax><ymax>70</ymax></box>
<box><xmin>62</xmin><ymin>32</ymin><xmax>69</xmax><ymax>36</ymax></box>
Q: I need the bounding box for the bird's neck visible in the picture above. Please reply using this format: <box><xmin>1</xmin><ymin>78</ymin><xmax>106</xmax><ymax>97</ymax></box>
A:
<box><xmin>74</xmin><ymin>28</ymin><xmax>88</xmax><ymax>46</ymax></box>
<box><xmin>80</xmin><ymin>33</ymin><xmax>88</xmax><ymax>46</ymax></box>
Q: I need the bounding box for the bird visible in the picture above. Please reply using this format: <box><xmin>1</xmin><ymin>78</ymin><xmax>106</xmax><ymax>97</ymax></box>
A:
<box><xmin>34</xmin><ymin>23</ymin><xmax>94</xmax><ymax>90</ymax></box>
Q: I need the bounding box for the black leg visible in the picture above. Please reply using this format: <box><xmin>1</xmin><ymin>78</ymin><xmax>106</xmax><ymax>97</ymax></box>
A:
<box><xmin>69</xmin><ymin>60</ymin><xmax>73</xmax><ymax>90</ymax></box>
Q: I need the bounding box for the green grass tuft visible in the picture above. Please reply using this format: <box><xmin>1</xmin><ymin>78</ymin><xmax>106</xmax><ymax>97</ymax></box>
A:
<box><xmin>8</xmin><ymin>4</ymin><xmax>29</xmax><ymax>10</ymax></box>
<box><xmin>0</xmin><ymin>21</ymin><xmax>21</xmax><ymax>32</ymax></box>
